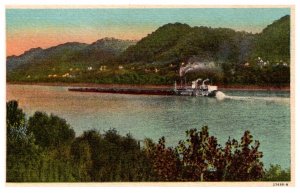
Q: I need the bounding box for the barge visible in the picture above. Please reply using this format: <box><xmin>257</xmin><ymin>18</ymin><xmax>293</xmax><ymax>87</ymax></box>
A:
<box><xmin>68</xmin><ymin>87</ymin><xmax>175</xmax><ymax>95</ymax></box>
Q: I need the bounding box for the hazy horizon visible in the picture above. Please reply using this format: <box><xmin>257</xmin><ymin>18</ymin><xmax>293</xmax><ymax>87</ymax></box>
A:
<box><xmin>6</xmin><ymin>8</ymin><xmax>290</xmax><ymax>56</ymax></box>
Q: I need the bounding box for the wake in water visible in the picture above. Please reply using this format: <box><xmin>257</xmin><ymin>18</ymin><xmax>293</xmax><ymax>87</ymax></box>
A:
<box><xmin>215</xmin><ymin>91</ymin><xmax>290</xmax><ymax>104</ymax></box>
<box><xmin>215</xmin><ymin>91</ymin><xmax>226</xmax><ymax>100</ymax></box>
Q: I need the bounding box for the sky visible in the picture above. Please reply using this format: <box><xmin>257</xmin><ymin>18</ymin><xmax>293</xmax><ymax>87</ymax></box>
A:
<box><xmin>6</xmin><ymin>8</ymin><xmax>290</xmax><ymax>56</ymax></box>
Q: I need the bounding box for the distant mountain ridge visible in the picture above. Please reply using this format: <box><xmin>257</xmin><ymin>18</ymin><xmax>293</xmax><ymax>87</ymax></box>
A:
<box><xmin>7</xmin><ymin>38</ymin><xmax>136</xmax><ymax>72</ymax></box>
<box><xmin>7</xmin><ymin>47</ymin><xmax>44</xmax><ymax>71</ymax></box>
<box><xmin>88</xmin><ymin>37</ymin><xmax>137</xmax><ymax>53</ymax></box>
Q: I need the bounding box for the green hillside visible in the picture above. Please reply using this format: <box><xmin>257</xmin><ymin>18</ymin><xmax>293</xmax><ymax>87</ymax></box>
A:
<box><xmin>252</xmin><ymin>15</ymin><xmax>290</xmax><ymax>64</ymax></box>
<box><xmin>120</xmin><ymin>23</ymin><xmax>191</xmax><ymax>63</ymax></box>
<box><xmin>121</xmin><ymin>24</ymin><xmax>255</xmax><ymax>65</ymax></box>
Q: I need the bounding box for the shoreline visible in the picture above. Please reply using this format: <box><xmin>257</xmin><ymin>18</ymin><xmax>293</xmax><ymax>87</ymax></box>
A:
<box><xmin>6</xmin><ymin>81</ymin><xmax>290</xmax><ymax>91</ymax></box>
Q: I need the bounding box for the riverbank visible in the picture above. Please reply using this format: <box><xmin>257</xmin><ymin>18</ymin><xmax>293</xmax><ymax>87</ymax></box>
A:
<box><xmin>6</xmin><ymin>81</ymin><xmax>290</xmax><ymax>91</ymax></box>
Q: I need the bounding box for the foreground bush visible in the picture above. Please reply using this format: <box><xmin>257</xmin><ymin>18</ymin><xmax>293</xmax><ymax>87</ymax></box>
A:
<box><xmin>263</xmin><ymin>165</ymin><xmax>291</xmax><ymax>181</ymax></box>
<box><xmin>146</xmin><ymin>127</ymin><xmax>264</xmax><ymax>181</ymax></box>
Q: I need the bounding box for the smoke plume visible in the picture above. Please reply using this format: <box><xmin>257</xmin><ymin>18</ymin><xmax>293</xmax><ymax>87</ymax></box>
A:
<box><xmin>180</xmin><ymin>62</ymin><xmax>218</xmax><ymax>77</ymax></box>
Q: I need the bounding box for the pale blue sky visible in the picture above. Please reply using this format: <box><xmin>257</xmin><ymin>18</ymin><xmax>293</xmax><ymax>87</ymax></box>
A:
<box><xmin>7</xmin><ymin>8</ymin><xmax>290</xmax><ymax>33</ymax></box>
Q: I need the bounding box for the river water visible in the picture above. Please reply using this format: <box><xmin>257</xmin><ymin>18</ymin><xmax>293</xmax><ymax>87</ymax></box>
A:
<box><xmin>6</xmin><ymin>84</ymin><xmax>291</xmax><ymax>169</ymax></box>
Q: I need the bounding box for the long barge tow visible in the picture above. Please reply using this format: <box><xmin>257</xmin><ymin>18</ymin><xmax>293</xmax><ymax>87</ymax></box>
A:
<box><xmin>68</xmin><ymin>78</ymin><xmax>218</xmax><ymax>97</ymax></box>
<box><xmin>68</xmin><ymin>87</ymin><xmax>176</xmax><ymax>95</ymax></box>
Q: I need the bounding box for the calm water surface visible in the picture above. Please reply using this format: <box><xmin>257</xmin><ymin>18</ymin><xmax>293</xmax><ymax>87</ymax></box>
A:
<box><xmin>7</xmin><ymin>84</ymin><xmax>291</xmax><ymax>168</ymax></box>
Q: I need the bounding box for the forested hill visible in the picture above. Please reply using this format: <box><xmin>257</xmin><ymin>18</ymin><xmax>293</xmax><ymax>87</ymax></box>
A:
<box><xmin>7</xmin><ymin>15</ymin><xmax>290</xmax><ymax>86</ymax></box>
<box><xmin>251</xmin><ymin>15</ymin><xmax>290</xmax><ymax>63</ymax></box>
<box><xmin>120</xmin><ymin>23</ymin><xmax>255</xmax><ymax>64</ymax></box>
<box><xmin>121</xmin><ymin>15</ymin><xmax>290</xmax><ymax>65</ymax></box>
